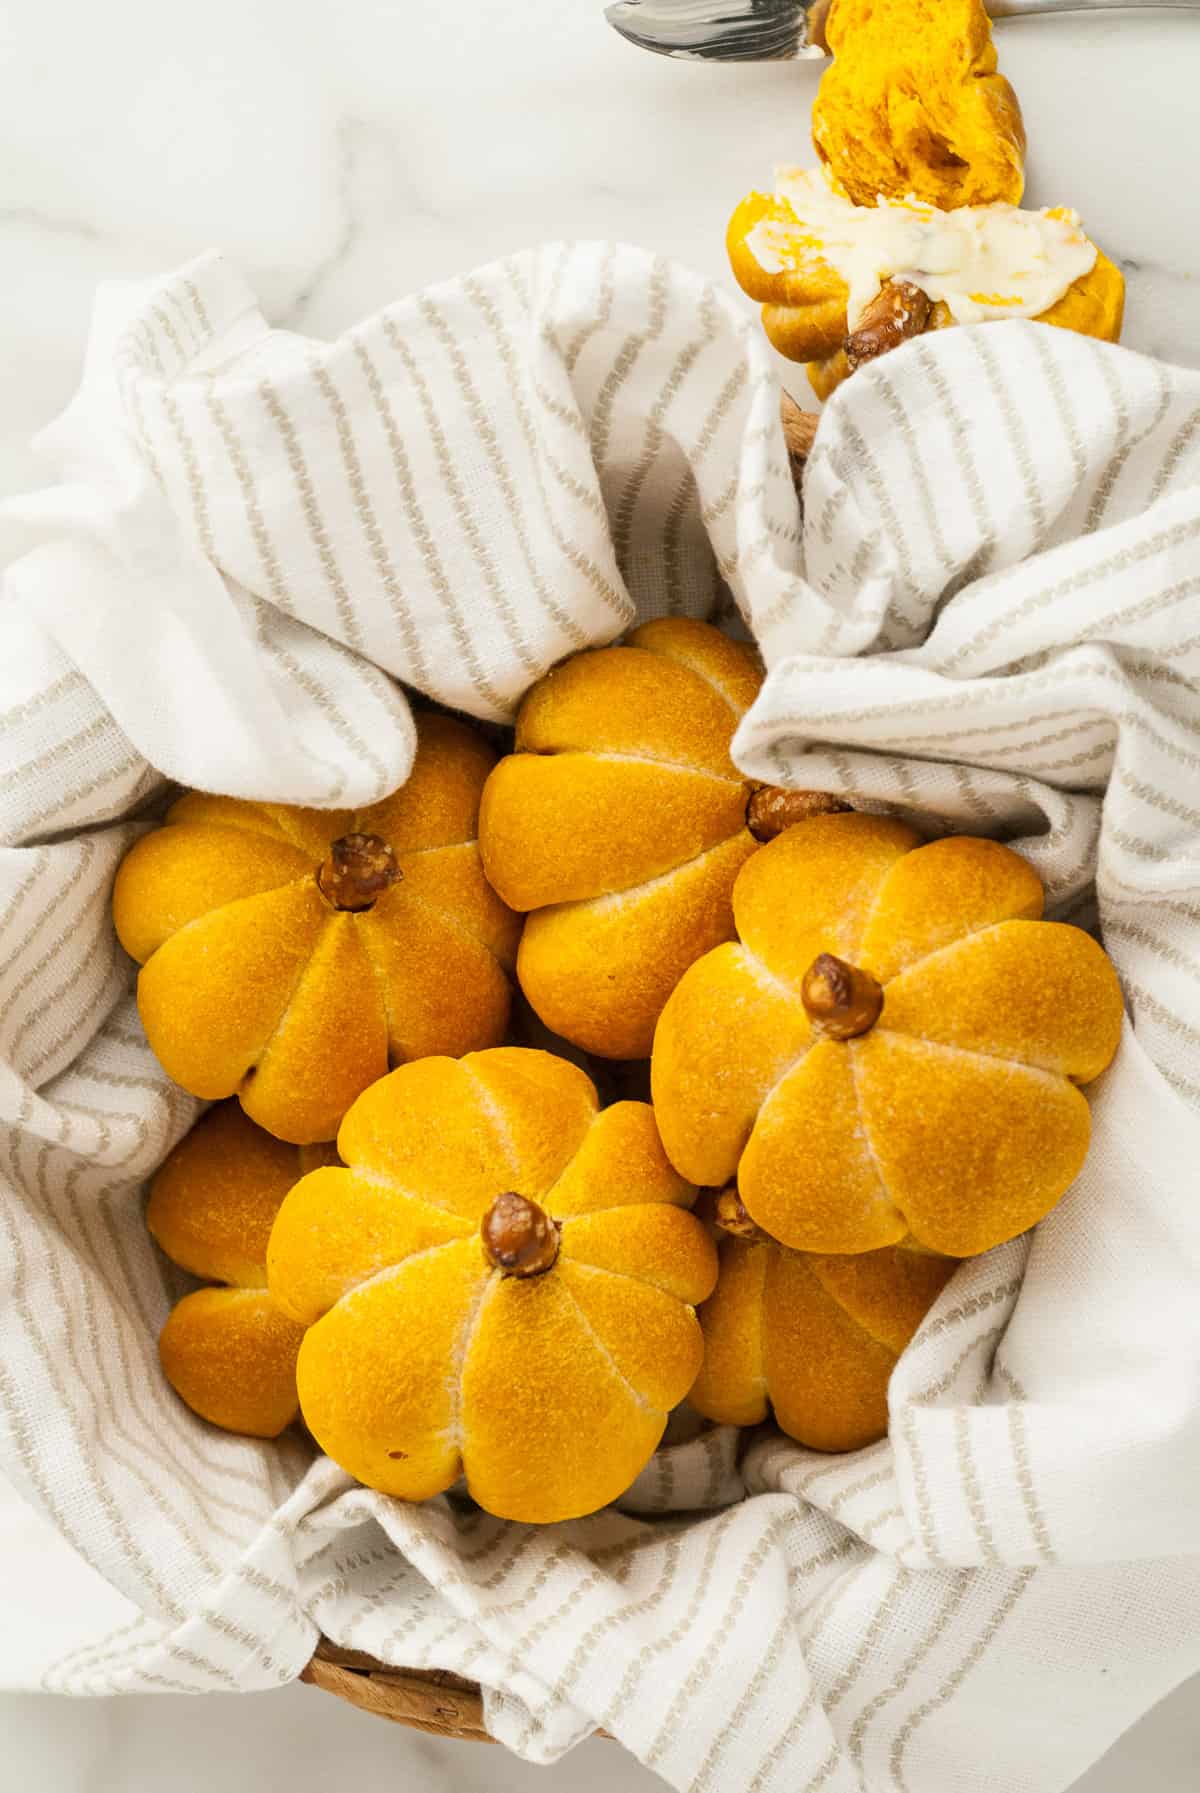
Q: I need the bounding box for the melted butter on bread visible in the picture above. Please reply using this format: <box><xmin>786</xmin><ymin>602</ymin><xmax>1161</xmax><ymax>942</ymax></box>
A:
<box><xmin>747</xmin><ymin>165</ymin><xmax>1098</xmax><ymax>331</ymax></box>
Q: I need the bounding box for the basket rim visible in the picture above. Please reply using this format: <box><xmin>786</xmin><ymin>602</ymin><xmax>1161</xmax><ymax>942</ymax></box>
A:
<box><xmin>302</xmin><ymin>1640</ymin><xmax>614</xmax><ymax>1743</ymax></box>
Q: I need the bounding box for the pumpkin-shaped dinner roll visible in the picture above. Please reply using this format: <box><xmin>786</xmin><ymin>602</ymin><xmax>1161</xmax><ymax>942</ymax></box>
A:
<box><xmin>478</xmin><ymin>618</ymin><xmax>837</xmax><ymax>1060</ymax></box>
<box><xmin>653</xmin><ymin>813</ymin><xmax>1124</xmax><ymax>1259</ymax></box>
<box><xmin>267</xmin><ymin>1049</ymin><xmax>717</xmax><ymax>1522</ymax></box>
<box><xmin>148</xmin><ymin>1103</ymin><xmax>336</xmax><ymax>1438</ymax></box>
<box><xmin>692</xmin><ymin>1190</ymin><xmax>958</xmax><ymax>1452</ymax></box>
<box><xmin>727</xmin><ymin>0</ymin><xmax>1123</xmax><ymax>397</ymax></box>
<box><xmin>113</xmin><ymin>712</ymin><xmax>520</xmax><ymax>1144</ymax></box>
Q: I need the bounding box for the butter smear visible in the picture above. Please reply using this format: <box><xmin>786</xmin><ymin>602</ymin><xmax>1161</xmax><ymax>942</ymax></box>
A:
<box><xmin>747</xmin><ymin>165</ymin><xmax>1097</xmax><ymax>330</ymax></box>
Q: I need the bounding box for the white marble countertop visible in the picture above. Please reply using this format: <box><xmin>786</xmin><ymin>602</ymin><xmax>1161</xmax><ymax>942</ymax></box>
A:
<box><xmin>2</xmin><ymin>1</ymin><xmax>1199</xmax><ymax>1786</ymax></box>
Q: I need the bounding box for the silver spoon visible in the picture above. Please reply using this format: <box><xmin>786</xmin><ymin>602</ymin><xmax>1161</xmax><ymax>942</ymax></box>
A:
<box><xmin>605</xmin><ymin>0</ymin><xmax>1200</xmax><ymax>61</ymax></box>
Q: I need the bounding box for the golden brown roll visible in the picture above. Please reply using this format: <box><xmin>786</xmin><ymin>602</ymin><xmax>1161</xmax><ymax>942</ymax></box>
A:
<box><xmin>114</xmin><ymin>711</ymin><xmax>520</xmax><ymax>1144</ymax></box>
<box><xmin>148</xmin><ymin>1102</ymin><xmax>335</xmax><ymax>1437</ymax></box>
<box><xmin>267</xmin><ymin>1050</ymin><xmax>717</xmax><ymax>1522</ymax></box>
<box><xmin>691</xmin><ymin>1190</ymin><xmax>958</xmax><ymax>1452</ymax></box>
<box><xmin>726</xmin><ymin>0</ymin><xmax>1124</xmax><ymax>396</ymax></box>
<box><xmin>653</xmin><ymin>813</ymin><xmax>1124</xmax><ymax>1259</ymax></box>
<box><xmin>478</xmin><ymin>619</ymin><xmax>764</xmax><ymax>1059</ymax></box>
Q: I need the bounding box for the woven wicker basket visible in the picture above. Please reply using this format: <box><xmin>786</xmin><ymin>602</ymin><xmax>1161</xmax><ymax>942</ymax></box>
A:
<box><xmin>302</xmin><ymin>1641</ymin><xmax>615</xmax><ymax>1742</ymax></box>
<box><xmin>301</xmin><ymin>1643</ymin><xmax>501</xmax><ymax>1741</ymax></box>
<box><xmin>299</xmin><ymin>394</ymin><xmax>817</xmax><ymax>1748</ymax></box>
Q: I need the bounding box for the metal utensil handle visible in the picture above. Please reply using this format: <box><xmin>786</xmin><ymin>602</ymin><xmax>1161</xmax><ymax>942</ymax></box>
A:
<box><xmin>605</xmin><ymin>0</ymin><xmax>1200</xmax><ymax>65</ymax></box>
<box><xmin>992</xmin><ymin>0</ymin><xmax>1200</xmax><ymax>13</ymax></box>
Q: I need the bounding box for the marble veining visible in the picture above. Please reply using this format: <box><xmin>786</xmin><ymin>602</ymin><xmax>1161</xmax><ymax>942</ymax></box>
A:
<box><xmin>2</xmin><ymin>0</ymin><xmax>1199</xmax><ymax>1786</ymax></box>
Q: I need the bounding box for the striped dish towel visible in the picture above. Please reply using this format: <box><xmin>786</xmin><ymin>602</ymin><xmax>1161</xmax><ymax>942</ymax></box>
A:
<box><xmin>2</xmin><ymin>247</ymin><xmax>1199</xmax><ymax>1793</ymax></box>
